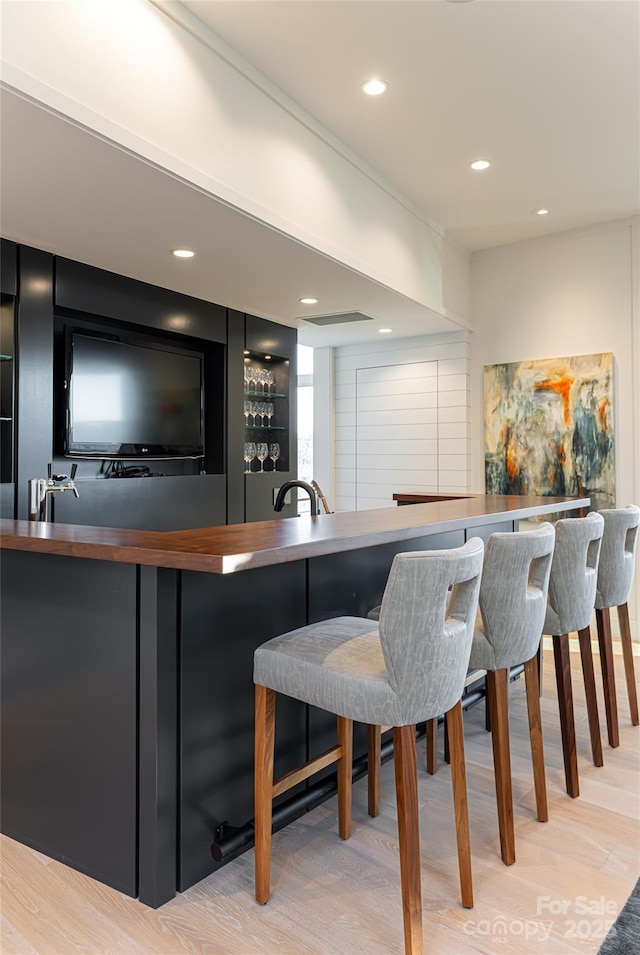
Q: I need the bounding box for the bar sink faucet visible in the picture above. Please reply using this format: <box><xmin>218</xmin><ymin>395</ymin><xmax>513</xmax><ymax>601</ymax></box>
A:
<box><xmin>28</xmin><ymin>463</ymin><xmax>79</xmax><ymax>522</ymax></box>
<box><xmin>274</xmin><ymin>480</ymin><xmax>319</xmax><ymax>517</ymax></box>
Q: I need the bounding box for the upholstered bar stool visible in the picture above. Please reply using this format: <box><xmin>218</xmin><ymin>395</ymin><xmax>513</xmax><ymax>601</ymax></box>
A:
<box><xmin>424</xmin><ymin>667</ymin><xmax>487</xmax><ymax>777</ymax></box>
<box><xmin>465</xmin><ymin>524</ymin><xmax>555</xmax><ymax>866</ymax></box>
<box><xmin>595</xmin><ymin>505</ymin><xmax>640</xmax><ymax>747</ymax></box>
<box><xmin>254</xmin><ymin>540</ymin><xmax>484</xmax><ymax>955</ymax></box>
<box><xmin>543</xmin><ymin>513</ymin><xmax>604</xmax><ymax>798</ymax></box>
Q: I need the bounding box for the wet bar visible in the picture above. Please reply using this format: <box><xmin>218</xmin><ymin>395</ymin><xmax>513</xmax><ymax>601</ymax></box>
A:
<box><xmin>0</xmin><ymin>494</ymin><xmax>587</xmax><ymax>908</ymax></box>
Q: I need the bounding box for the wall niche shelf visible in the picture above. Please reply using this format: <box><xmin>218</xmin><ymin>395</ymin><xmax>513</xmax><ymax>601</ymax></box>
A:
<box><xmin>243</xmin><ymin>390</ymin><xmax>287</xmax><ymax>399</ymax></box>
<box><xmin>244</xmin><ymin>426</ymin><xmax>286</xmax><ymax>432</ymax></box>
<box><xmin>243</xmin><ymin>350</ymin><xmax>289</xmax><ymax>474</ymax></box>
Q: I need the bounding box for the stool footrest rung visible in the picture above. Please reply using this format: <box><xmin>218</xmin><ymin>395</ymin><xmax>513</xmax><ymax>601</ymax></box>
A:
<box><xmin>273</xmin><ymin>745</ymin><xmax>342</xmax><ymax>798</ymax></box>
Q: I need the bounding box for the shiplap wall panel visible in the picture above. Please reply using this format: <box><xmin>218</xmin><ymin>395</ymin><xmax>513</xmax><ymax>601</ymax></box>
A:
<box><xmin>357</xmin><ymin>363</ymin><xmax>438</xmax><ymax>383</ymax></box>
<box><xmin>357</xmin><ymin>408</ymin><xmax>439</xmax><ymax>427</ymax></box>
<box><xmin>354</xmin><ymin>468</ymin><xmax>440</xmax><ymax>485</ymax></box>
<box><xmin>357</xmin><ymin>424</ymin><xmax>438</xmax><ymax>441</ymax></box>
<box><xmin>333</xmin><ymin>332</ymin><xmax>470</xmax><ymax>511</ymax></box>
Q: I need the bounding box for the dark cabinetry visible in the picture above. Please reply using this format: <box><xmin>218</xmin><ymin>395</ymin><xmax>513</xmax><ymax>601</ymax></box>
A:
<box><xmin>1</xmin><ymin>551</ymin><xmax>138</xmax><ymax>895</ymax></box>
<box><xmin>0</xmin><ymin>298</ymin><xmax>14</xmax><ymax>485</ymax></box>
<box><xmin>3</xmin><ymin>243</ymin><xmax>297</xmax><ymax>529</ymax></box>
<box><xmin>0</xmin><ymin>240</ymin><xmax>17</xmax><ymax>516</ymax></box>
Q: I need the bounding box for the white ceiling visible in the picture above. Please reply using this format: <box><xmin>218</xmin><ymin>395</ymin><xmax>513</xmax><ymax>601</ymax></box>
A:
<box><xmin>183</xmin><ymin>0</ymin><xmax>640</xmax><ymax>250</ymax></box>
<box><xmin>1</xmin><ymin>0</ymin><xmax>638</xmax><ymax>348</ymax></box>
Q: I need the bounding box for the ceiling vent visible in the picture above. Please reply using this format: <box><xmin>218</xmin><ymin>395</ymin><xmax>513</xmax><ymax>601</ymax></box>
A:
<box><xmin>301</xmin><ymin>311</ymin><xmax>375</xmax><ymax>326</ymax></box>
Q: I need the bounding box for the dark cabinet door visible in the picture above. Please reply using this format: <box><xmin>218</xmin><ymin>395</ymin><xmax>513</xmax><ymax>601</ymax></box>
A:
<box><xmin>0</xmin><ymin>551</ymin><xmax>139</xmax><ymax>896</ymax></box>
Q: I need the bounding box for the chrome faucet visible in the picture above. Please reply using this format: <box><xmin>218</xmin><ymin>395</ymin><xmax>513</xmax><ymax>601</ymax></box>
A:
<box><xmin>274</xmin><ymin>480</ymin><xmax>318</xmax><ymax>517</ymax></box>
<box><xmin>28</xmin><ymin>463</ymin><xmax>79</xmax><ymax>522</ymax></box>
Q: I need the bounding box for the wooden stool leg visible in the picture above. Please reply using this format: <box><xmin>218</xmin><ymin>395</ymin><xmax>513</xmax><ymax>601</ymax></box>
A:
<box><xmin>367</xmin><ymin>724</ymin><xmax>381</xmax><ymax>818</ymax></box>
<box><xmin>596</xmin><ymin>608</ymin><xmax>620</xmax><ymax>747</ymax></box>
<box><xmin>426</xmin><ymin>718</ymin><xmax>438</xmax><ymax>775</ymax></box>
<box><xmin>337</xmin><ymin>717</ymin><xmax>353</xmax><ymax>839</ymax></box>
<box><xmin>255</xmin><ymin>684</ymin><xmax>276</xmax><ymax>904</ymax></box>
<box><xmin>577</xmin><ymin>626</ymin><xmax>604</xmax><ymax>767</ymax></box>
<box><xmin>445</xmin><ymin>701</ymin><xmax>473</xmax><ymax>908</ymax></box>
<box><xmin>618</xmin><ymin>602</ymin><xmax>639</xmax><ymax>726</ymax></box>
<box><xmin>485</xmin><ymin>671</ymin><xmax>494</xmax><ymax>732</ymax></box>
<box><xmin>393</xmin><ymin>725</ymin><xmax>423</xmax><ymax>955</ymax></box>
<box><xmin>487</xmin><ymin>669</ymin><xmax>515</xmax><ymax>865</ymax></box>
<box><xmin>537</xmin><ymin>641</ymin><xmax>543</xmax><ymax>697</ymax></box>
<box><xmin>552</xmin><ymin>634</ymin><xmax>579</xmax><ymax>797</ymax></box>
<box><xmin>524</xmin><ymin>656</ymin><xmax>548</xmax><ymax>822</ymax></box>
<box><xmin>443</xmin><ymin>717</ymin><xmax>450</xmax><ymax>765</ymax></box>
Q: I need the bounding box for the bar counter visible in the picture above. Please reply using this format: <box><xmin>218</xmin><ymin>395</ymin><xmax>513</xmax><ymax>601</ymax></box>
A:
<box><xmin>0</xmin><ymin>495</ymin><xmax>587</xmax><ymax>910</ymax></box>
<box><xmin>0</xmin><ymin>493</ymin><xmax>585</xmax><ymax>572</ymax></box>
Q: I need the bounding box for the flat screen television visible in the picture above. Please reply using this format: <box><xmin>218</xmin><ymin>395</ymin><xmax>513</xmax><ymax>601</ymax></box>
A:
<box><xmin>64</xmin><ymin>330</ymin><xmax>205</xmax><ymax>459</ymax></box>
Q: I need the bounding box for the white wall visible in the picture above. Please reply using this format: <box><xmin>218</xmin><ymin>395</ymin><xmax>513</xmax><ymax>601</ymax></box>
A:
<box><xmin>470</xmin><ymin>218</ymin><xmax>639</xmax><ymax>635</ymax></box>
<box><xmin>332</xmin><ymin>332</ymin><xmax>470</xmax><ymax>512</ymax></box>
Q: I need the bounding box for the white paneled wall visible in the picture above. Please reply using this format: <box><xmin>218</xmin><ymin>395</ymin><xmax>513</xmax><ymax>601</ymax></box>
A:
<box><xmin>334</xmin><ymin>332</ymin><xmax>470</xmax><ymax>511</ymax></box>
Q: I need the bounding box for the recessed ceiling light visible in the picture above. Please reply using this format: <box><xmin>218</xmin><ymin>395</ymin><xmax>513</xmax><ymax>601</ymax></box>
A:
<box><xmin>470</xmin><ymin>160</ymin><xmax>490</xmax><ymax>171</ymax></box>
<box><xmin>361</xmin><ymin>79</ymin><xmax>388</xmax><ymax>96</ymax></box>
<box><xmin>379</xmin><ymin>328</ymin><xmax>393</xmax><ymax>334</ymax></box>
<box><xmin>299</xmin><ymin>297</ymin><xmax>318</xmax><ymax>305</ymax></box>
<box><xmin>243</xmin><ymin>350</ymin><xmax>250</xmax><ymax>355</ymax></box>
<box><xmin>264</xmin><ymin>355</ymin><xmax>272</xmax><ymax>360</ymax></box>
<box><xmin>171</xmin><ymin>248</ymin><xmax>196</xmax><ymax>258</ymax></box>
<box><xmin>535</xmin><ymin>208</ymin><xmax>550</xmax><ymax>216</ymax></box>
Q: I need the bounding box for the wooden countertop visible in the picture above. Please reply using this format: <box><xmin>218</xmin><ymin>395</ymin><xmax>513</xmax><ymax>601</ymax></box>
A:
<box><xmin>393</xmin><ymin>492</ymin><xmax>481</xmax><ymax>504</ymax></box>
<box><xmin>0</xmin><ymin>495</ymin><xmax>588</xmax><ymax>574</ymax></box>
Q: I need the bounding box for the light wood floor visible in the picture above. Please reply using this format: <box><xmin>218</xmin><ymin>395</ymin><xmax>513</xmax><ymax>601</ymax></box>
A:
<box><xmin>2</xmin><ymin>641</ymin><xmax>638</xmax><ymax>955</ymax></box>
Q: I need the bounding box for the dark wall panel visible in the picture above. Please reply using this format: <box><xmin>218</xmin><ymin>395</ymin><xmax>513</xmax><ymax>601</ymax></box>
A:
<box><xmin>245</xmin><ymin>313</ymin><xmax>297</xmax><ymax>359</ymax></box>
<box><xmin>53</xmin><ymin>473</ymin><xmax>227</xmax><ymax>530</ymax></box>
<box><xmin>1</xmin><ymin>239</ymin><xmax>17</xmax><ymax>295</ymax></box>
<box><xmin>0</xmin><ymin>551</ymin><xmax>138</xmax><ymax>895</ymax></box>
<box><xmin>226</xmin><ymin>309</ymin><xmax>245</xmax><ymax>524</ymax></box>
<box><xmin>0</xmin><ymin>483</ymin><xmax>14</xmax><ymax>518</ymax></box>
<box><xmin>179</xmin><ymin>560</ymin><xmax>307</xmax><ymax>891</ymax></box>
<box><xmin>16</xmin><ymin>246</ymin><xmax>54</xmax><ymax>518</ymax></box>
<box><xmin>245</xmin><ymin>471</ymin><xmax>297</xmax><ymax>523</ymax></box>
<box><xmin>55</xmin><ymin>258</ymin><xmax>226</xmax><ymax>343</ymax></box>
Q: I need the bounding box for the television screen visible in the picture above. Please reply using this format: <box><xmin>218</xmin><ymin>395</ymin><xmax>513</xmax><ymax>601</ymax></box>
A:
<box><xmin>65</xmin><ymin>332</ymin><xmax>204</xmax><ymax>458</ymax></box>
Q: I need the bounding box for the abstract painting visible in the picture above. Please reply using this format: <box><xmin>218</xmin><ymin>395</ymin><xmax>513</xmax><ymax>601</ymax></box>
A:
<box><xmin>484</xmin><ymin>352</ymin><xmax>615</xmax><ymax>511</ymax></box>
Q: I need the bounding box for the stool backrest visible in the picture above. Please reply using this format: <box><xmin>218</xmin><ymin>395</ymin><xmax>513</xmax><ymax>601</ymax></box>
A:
<box><xmin>378</xmin><ymin>538</ymin><xmax>484</xmax><ymax>724</ymax></box>
<box><xmin>478</xmin><ymin>523</ymin><xmax>555</xmax><ymax>671</ymax></box>
<box><xmin>595</xmin><ymin>505</ymin><xmax>640</xmax><ymax>610</ymax></box>
<box><xmin>547</xmin><ymin>513</ymin><xmax>604</xmax><ymax>634</ymax></box>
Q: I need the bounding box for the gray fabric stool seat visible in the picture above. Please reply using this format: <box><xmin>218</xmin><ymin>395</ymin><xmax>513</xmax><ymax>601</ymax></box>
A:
<box><xmin>466</xmin><ymin>523</ymin><xmax>555</xmax><ymax>865</ymax></box>
<box><xmin>541</xmin><ymin>513</ymin><xmax>604</xmax><ymax>797</ymax></box>
<box><xmin>254</xmin><ymin>539</ymin><xmax>484</xmax><ymax>955</ymax></box>
<box><xmin>594</xmin><ymin>506</ymin><xmax>640</xmax><ymax>747</ymax></box>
